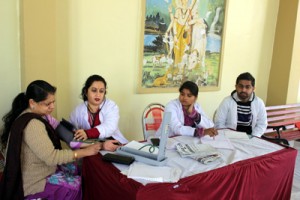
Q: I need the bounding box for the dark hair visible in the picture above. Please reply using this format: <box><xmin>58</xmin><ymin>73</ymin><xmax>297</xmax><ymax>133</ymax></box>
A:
<box><xmin>81</xmin><ymin>75</ymin><xmax>107</xmax><ymax>101</ymax></box>
<box><xmin>179</xmin><ymin>81</ymin><xmax>199</xmax><ymax>97</ymax></box>
<box><xmin>1</xmin><ymin>80</ymin><xmax>56</xmax><ymax>148</ymax></box>
<box><xmin>236</xmin><ymin>72</ymin><xmax>255</xmax><ymax>87</ymax></box>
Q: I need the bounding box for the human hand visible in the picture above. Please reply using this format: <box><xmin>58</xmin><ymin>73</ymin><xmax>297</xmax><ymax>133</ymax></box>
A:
<box><xmin>102</xmin><ymin>140</ymin><xmax>120</xmax><ymax>152</ymax></box>
<box><xmin>74</xmin><ymin>129</ymin><xmax>88</xmax><ymax>141</ymax></box>
<box><xmin>187</xmin><ymin>103</ymin><xmax>195</xmax><ymax>115</ymax></box>
<box><xmin>79</xmin><ymin>142</ymin><xmax>102</xmax><ymax>157</ymax></box>
<box><xmin>203</xmin><ymin>128</ymin><xmax>218</xmax><ymax>138</ymax></box>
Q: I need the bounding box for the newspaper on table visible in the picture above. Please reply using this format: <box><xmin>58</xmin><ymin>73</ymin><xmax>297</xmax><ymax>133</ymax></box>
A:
<box><xmin>175</xmin><ymin>143</ymin><xmax>221</xmax><ymax>164</ymax></box>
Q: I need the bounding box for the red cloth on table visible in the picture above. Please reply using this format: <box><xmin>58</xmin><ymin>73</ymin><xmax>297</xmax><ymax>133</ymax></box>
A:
<box><xmin>82</xmin><ymin>154</ymin><xmax>142</xmax><ymax>200</ymax></box>
<box><xmin>82</xmin><ymin>148</ymin><xmax>297</xmax><ymax>200</ymax></box>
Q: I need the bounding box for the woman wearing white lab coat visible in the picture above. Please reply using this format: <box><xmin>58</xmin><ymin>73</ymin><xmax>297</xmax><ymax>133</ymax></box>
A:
<box><xmin>157</xmin><ymin>81</ymin><xmax>217</xmax><ymax>138</ymax></box>
<box><xmin>70</xmin><ymin>98</ymin><xmax>128</xmax><ymax>144</ymax></box>
<box><xmin>70</xmin><ymin>75</ymin><xmax>128</xmax><ymax>147</ymax></box>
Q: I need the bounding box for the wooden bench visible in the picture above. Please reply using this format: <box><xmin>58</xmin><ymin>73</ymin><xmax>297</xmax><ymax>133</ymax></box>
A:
<box><xmin>262</xmin><ymin>103</ymin><xmax>300</xmax><ymax>146</ymax></box>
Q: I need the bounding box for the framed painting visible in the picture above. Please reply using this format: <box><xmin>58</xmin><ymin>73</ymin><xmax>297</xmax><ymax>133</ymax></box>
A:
<box><xmin>138</xmin><ymin>0</ymin><xmax>227</xmax><ymax>93</ymax></box>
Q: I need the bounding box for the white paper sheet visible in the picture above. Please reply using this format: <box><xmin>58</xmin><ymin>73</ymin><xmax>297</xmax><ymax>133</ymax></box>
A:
<box><xmin>200</xmin><ymin>132</ymin><xmax>234</xmax><ymax>150</ymax></box>
<box><xmin>127</xmin><ymin>162</ymin><xmax>182</xmax><ymax>183</ymax></box>
<box><xmin>219</xmin><ymin>129</ymin><xmax>250</xmax><ymax>140</ymax></box>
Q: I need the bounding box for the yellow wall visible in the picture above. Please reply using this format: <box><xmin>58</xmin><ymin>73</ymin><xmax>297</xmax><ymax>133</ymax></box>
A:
<box><xmin>267</xmin><ymin>0</ymin><xmax>300</xmax><ymax>105</ymax></box>
<box><xmin>20</xmin><ymin>0</ymin><xmax>281</xmax><ymax>140</ymax></box>
<box><xmin>21</xmin><ymin>0</ymin><xmax>56</xmax><ymax>86</ymax></box>
<box><xmin>288</xmin><ymin>0</ymin><xmax>300</xmax><ymax>104</ymax></box>
<box><xmin>5</xmin><ymin>0</ymin><xmax>300</xmax><ymax>139</ymax></box>
<box><xmin>21</xmin><ymin>0</ymin><xmax>58</xmax><ymax>115</ymax></box>
<box><xmin>0</xmin><ymin>0</ymin><xmax>21</xmax><ymax>128</ymax></box>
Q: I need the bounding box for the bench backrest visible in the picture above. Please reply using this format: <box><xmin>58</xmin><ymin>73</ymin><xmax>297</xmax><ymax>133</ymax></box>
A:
<box><xmin>265</xmin><ymin>103</ymin><xmax>300</xmax><ymax>133</ymax></box>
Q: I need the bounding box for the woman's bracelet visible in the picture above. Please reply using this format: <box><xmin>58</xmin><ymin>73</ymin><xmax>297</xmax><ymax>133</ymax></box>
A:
<box><xmin>74</xmin><ymin>151</ymin><xmax>78</xmax><ymax>160</ymax></box>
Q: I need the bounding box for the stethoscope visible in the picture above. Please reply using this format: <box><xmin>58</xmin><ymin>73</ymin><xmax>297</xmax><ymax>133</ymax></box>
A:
<box><xmin>85</xmin><ymin>98</ymin><xmax>106</xmax><ymax>128</ymax></box>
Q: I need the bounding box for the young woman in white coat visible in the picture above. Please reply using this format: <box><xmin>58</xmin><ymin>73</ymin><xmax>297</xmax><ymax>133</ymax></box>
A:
<box><xmin>163</xmin><ymin>81</ymin><xmax>217</xmax><ymax>138</ymax></box>
<box><xmin>70</xmin><ymin>75</ymin><xmax>128</xmax><ymax>151</ymax></box>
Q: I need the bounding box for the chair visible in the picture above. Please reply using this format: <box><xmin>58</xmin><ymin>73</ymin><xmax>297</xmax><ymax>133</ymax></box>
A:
<box><xmin>142</xmin><ymin>103</ymin><xmax>165</xmax><ymax>140</ymax></box>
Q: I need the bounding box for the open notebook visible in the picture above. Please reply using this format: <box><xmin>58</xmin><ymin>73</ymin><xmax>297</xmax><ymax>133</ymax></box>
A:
<box><xmin>116</xmin><ymin>112</ymin><xmax>171</xmax><ymax>166</ymax></box>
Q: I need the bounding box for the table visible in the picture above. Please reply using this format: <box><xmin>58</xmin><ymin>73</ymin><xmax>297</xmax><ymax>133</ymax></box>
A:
<box><xmin>82</xmin><ymin>136</ymin><xmax>297</xmax><ymax>200</ymax></box>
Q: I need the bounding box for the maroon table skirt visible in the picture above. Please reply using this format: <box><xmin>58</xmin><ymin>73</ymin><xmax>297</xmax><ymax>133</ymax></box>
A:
<box><xmin>82</xmin><ymin>147</ymin><xmax>297</xmax><ymax>200</ymax></box>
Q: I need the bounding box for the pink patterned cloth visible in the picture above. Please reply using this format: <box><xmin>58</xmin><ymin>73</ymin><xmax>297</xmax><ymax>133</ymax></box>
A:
<box><xmin>25</xmin><ymin>163</ymin><xmax>81</xmax><ymax>200</ymax></box>
<box><xmin>182</xmin><ymin>107</ymin><xmax>203</xmax><ymax>137</ymax></box>
<box><xmin>44</xmin><ymin>115</ymin><xmax>59</xmax><ymax>129</ymax></box>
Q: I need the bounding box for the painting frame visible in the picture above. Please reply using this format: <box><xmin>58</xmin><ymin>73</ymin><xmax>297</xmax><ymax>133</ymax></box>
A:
<box><xmin>138</xmin><ymin>0</ymin><xmax>227</xmax><ymax>93</ymax></box>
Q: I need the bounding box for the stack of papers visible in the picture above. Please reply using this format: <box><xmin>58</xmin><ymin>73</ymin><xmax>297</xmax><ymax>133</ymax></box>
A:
<box><xmin>176</xmin><ymin>143</ymin><xmax>218</xmax><ymax>157</ymax></box>
<box><xmin>126</xmin><ymin>162</ymin><xmax>182</xmax><ymax>183</ymax></box>
<box><xmin>175</xmin><ymin>143</ymin><xmax>221</xmax><ymax>164</ymax></box>
<box><xmin>166</xmin><ymin>136</ymin><xmax>200</xmax><ymax>150</ymax></box>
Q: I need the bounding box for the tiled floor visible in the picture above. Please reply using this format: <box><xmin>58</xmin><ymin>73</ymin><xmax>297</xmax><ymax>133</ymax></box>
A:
<box><xmin>291</xmin><ymin>141</ymin><xmax>300</xmax><ymax>200</ymax></box>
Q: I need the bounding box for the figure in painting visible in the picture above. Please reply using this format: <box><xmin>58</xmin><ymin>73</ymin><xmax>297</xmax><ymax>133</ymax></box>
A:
<box><xmin>142</xmin><ymin>0</ymin><xmax>225</xmax><ymax>89</ymax></box>
<box><xmin>164</xmin><ymin>5</ymin><xmax>175</xmax><ymax>59</ymax></box>
<box><xmin>169</xmin><ymin>0</ymin><xmax>208</xmax><ymax>79</ymax></box>
<box><xmin>189</xmin><ymin>2</ymin><xmax>207</xmax><ymax>69</ymax></box>
<box><xmin>172</xmin><ymin>0</ymin><xmax>192</xmax><ymax>66</ymax></box>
